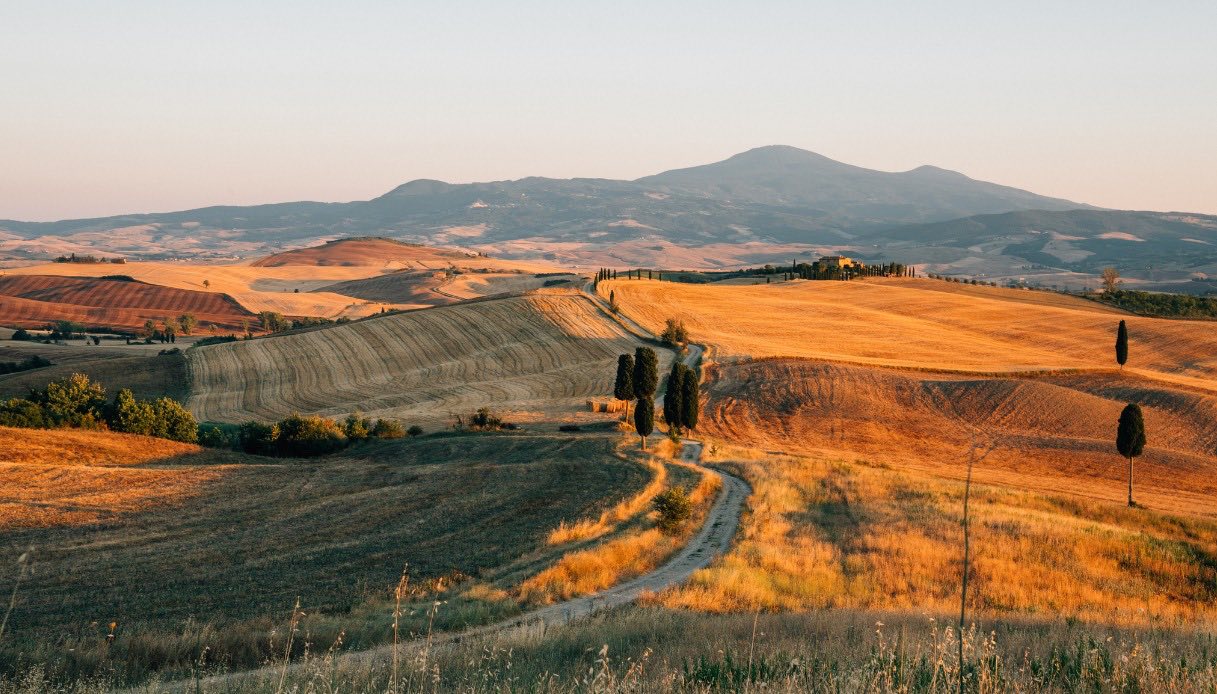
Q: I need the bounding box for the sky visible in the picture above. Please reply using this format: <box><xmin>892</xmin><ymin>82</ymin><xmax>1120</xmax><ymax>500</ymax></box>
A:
<box><xmin>2</xmin><ymin>0</ymin><xmax>1215</xmax><ymax>221</ymax></box>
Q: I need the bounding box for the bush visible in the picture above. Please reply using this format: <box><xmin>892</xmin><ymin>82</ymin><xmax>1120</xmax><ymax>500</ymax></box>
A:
<box><xmin>654</xmin><ymin>486</ymin><xmax>693</xmax><ymax>534</ymax></box>
<box><xmin>343</xmin><ymin>412</ymin><xmax>374</xmax><ymax>441</ymax></box>
<box><xmin>372</xmin><ymin>419</ymin><xmax>406</xmax><ymax>439</ymax></box>
<box><xmin>11</xmin><ymin>328</ymin><xmax>31</xmax><ymax>341</ymax></box>
<box><xmin>34</xmin><ymin>373</ymin><xmax>107</xmax><ymax>428</ymax></box>
<box><xmin>468</xmin><ymin>407</ymin><xmax>505</xmax><ymax>431</ymax></box>
<box><xmin>661</xmin><ymin>318</ymin><xmax>689</xmax><ymax>347</ymax></box>
<box><xmin>406</xmin><ymin>424</ymin><xmax>424</xmax><ymax>437</ymax></box>
<box><xmin>148</xmin><ymin>397</ymin><xmax>198</xmax><ymax>443</ymax></box>
<box><xmin>199</xmin><ymin>425</ymin><xmax>235</xmax><ymax>449</ymax></box>
<box><xmin>0</xmin><ymin>398</ymin><xmax>46</xmax><ymax>428</ymax></box>
<box><xmin>239</xmin><ymin>421</ymin><xmax>280</xmax><ymax>456</ymax></box>
<box><xmin>276</xmin><ymin>414</ymin><xmax>347</xmax><ymax>457</ymax></box>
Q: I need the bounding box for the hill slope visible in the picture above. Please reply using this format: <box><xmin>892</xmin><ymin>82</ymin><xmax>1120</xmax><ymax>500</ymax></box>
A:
<box><xmin>186</xmin><ymin>289</ymin><xmax>668</xmax><ymax>426</ymax></box>
<box><xmin>0</xmin><ymin>274</ymin><xmax>254</xmax><ymax>331</ymax></box>
<box><xmin>252</xmin><ymin>237</ymin><xmax>471</xmax><ymax>267</ymax></box>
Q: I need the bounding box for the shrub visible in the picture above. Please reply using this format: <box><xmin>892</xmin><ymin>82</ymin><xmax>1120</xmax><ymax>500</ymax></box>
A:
<box><xmin>107</xmin><ymin>389</ymin><xmax>157</xmax><ymax>436</ymax></box>
<box><xmin>199</xmin><ymin>425</ymin><xmax>235</xmax><ymax>449</ymax></box>
<box><xmin>371</xmin><ymin>419</ymin><xmax>406</xmax><ymax>439</ymax></box>
<box><xmin>0</xmin><ymin>398</ymin><xmax>46</xmax><ymax>428</ymax></box>
<box><xmin>148</xmin><ymin>397</ymin><xmax>198</xmax><ymax>443</ymax></box>
<box><xmin>0</xmin><ymin>355</ymin><xmax>52</xmax><ymax>375</ymax></box>
<box><xmin>33</xmin><ymin>373</ymin><xmax>107</xmax><ymax>428</ymax></box>
<box><xmin>11</xmin><ymin>328</ymin><xmax>31</xmax><ymax>341</ymax></box>
<box><xmin>654</xmin><ymin>486</ymin><xmax>693</xmax><ymax>534</ymax></box>
<box><xmin>343</xmin><ymin>412</ymin><xmax>373</xmax><ymax>441</ymax></box>
<box><xmin>239</xmin><ymin>421</ymin><xmax>280</xmax><ymax>455</ymax></box>
<box><xmin>276</xmin><ymin>414</ymin><xmax>347</xmax><ymax>456</ymax></box>
<box><xmin>406</xmin><ymin>424</ymin><xmax>424</xmax><ymax>437</ymax></box>
<box><xmin>661</xmin><ymin>318</ymin><xmax>689</xmax><ymax>347</ymax></box>
<box><xmin>468</xmin><ymin>407</ymin><xmax>505</xmax><ymax>431</ymax></box>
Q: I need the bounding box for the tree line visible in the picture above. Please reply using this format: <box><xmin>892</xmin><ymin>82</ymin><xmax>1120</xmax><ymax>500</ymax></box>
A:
<box><xmin>200</xmin><ymin>412</ymin><xmax>418</xmax><ymax>457</ymax></box>
<box><xmin>0</xmin><ymin>373</ymin><xmax>197</xmax><ymax>443</ymax></box>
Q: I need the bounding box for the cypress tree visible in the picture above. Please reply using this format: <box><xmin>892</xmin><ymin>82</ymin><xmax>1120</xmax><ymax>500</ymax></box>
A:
<box><xmin>1115</xmin><ymin>403</ymin><xmax>1147</xmax><ymax>507</ymax></box>
<box><xmin>614</xmin><ymin>354</ymin><xmax>634</xmax><ymax>420</ymax></box>
<box><xmin>1115</xmin><ymin>320</ymin><xmax>1129</xmax><ymax>369</ymax></box>
<box><xmin>680</xmin><ymin>367</ymin><xmax>699</xmax><ymax>430</ymax></box>
<box><xmin>663</xmin><ymin>362</ymin><xmax>686</xmax><ymax>434</ymax></box>
<box><xmin>634</xmin><ymin>397</ymin><xmax>654</xmax><ymax>449</ymax></box>
<box><xmin>633</xmin><ymin>346</ymin><xmax>659</xmax><ymax>399</ymax></box>
<box><xmin>612</xmin><ymin>269</ymin><xmax>617</xmax><ymax>280</ymax></box>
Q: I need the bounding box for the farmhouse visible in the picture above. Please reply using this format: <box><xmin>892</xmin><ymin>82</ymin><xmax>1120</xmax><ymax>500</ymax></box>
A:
<box><xmin>819</xmin><ymin>255</ymin><xmax>863</xmax><ymax>269</ymax></box>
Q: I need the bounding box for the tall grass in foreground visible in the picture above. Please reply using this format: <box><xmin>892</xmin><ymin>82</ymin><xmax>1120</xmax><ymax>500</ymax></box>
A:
<box><xmin>4</xmin><ymin>607</ymin><xmax>1215</xmax><ymax>692</ymax></box>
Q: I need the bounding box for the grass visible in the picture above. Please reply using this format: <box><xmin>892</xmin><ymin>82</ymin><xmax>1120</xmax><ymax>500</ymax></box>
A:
<box><xmin>0</xmin><ymin>429</ymin><xmax>658</xmax><ymax>686</ymax></box>
<box><xmin>9</xmin><ymin>607</ymin><xmax>1215</xmax><ymax>692</ymax></box>
<box><xmin>653</xmin><ymin>441</ymin><xmax>1217</xmax><ymax>629</ymax></box>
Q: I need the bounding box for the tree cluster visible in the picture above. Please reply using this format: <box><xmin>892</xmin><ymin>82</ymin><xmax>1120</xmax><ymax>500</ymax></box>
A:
<box><xmin>660</xmin><ymin>318</ymin><xmax>688</xmax><ymax>348</ymax></box>
<box><xmin>1097</xmin><ymin>289</ymin><xmax>1217</xmax><ymax>319</ymax></box>
<box><xmin>204</xmin><ymin>411</ymin><xmax>415</xmax><ymax>457</ymax></box>
<box><xmin>0</xmin><ymin>373</ymin><xmax>197</xmax><ymax>443</ymax></box>
<box><xmin>662</xmin><ymin>361</ymin><xmax>700</xmax><ymax>435</ymax></box>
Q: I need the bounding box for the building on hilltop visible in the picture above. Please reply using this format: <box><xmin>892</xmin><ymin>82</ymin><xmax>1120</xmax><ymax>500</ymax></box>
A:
<box><xmin>819</xmin><ymin>255</ymin><xmax>864</xmax><ymax>269</ymax></box>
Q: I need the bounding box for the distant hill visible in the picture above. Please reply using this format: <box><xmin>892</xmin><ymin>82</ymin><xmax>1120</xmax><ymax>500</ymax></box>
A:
<box><xmin>3</xmin><ymin>145</ymin><xmax>1215</xmax><ymax>287</ymax></box>
<box><xmin>252</xmin><ymin>237</ymin><xmax>470</xmax><ymax>267</ymax></box>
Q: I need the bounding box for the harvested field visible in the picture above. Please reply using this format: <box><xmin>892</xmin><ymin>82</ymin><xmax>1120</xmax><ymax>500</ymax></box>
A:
<box><xmin>0</xmin><ymin>274</ymin><xmax>253</xmax><ymax>332</ymax></box>
<box><xmin>0</xmin><ymin>429</ymin><xmax>653</xmax><ymax>684</ymax></box>
<box><xmin>601</xmin><ymin>277</ymin><xmax>1217</xmax><ymax>388</ymax></box>
<box><xmin>187</xmin><ymin>290</ymin><xmax>669</xmax><ymax>427</ymax></box>
<box><xmin>4</xmin><ymin>262</ymin><xmax>396</xmax><ymax>318</ymax></box>
<box><xmin>702</xmin><ymin>359</ymin><xmax>1217</xmax><ymax>517</ymax></box>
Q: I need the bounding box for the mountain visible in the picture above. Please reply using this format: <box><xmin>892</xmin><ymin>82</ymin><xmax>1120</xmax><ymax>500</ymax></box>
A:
<box><xmin>2</xmin><ymin>145</ymin><xmax>1214</xmax><ymax>289</ymax></box>
<box><xmin>638</xmin><ymin>145</ymin><xmax>1086</xmax><ymax>224</ymax></box>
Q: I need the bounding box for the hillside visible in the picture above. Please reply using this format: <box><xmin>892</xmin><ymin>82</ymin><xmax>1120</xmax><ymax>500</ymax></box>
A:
<box><xmin>605</xmin><ymin>277</ymin><xmax>1217</xmax><ymax>514</ymax></box>
<box><xmin>186</xmin><ymin>289</ymin><xmax>668</xmax><ymax>426</ymax></box>
<box><xmin>0</xmin><ymin>274</ymin><xmax>254</xmax><ymax>331</ymax></box>
<box><xmin>0</xmin><ymin>339</ymin><xmax>187</xmax><ymax>401</ymax></box>
<box><xmin>252</xmin><ymin>236</ymin><xmax>471</xmax><ymax>267</ymax></box>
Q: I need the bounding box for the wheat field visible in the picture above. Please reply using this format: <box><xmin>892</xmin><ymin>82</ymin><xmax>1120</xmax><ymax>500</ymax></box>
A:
<box><xmin>601</xmin><ymin>277</ymin><xmax>1217</xmax><ymax>389</ymax></box>
<box><xmin>186</xmin><ymin>289</ymin><xmax>667</xmax><ymax>426</ymax></box>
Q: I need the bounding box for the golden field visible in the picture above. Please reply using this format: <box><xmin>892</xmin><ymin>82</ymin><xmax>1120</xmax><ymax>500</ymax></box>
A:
<box><xmin>600</xmin><ymin>277</ymin><xmax>1217</xmax><ymax>389</ymax></box>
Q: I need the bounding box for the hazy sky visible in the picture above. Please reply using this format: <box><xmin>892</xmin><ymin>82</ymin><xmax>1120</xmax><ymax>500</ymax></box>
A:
<box><xmin>3</xmin><ymin>0</ymin><xmax>1215</xmax><ymax>221</ymax></box>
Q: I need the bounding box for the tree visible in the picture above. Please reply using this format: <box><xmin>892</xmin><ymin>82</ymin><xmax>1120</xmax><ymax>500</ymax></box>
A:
<box><xmin>148</xmin><ymin>397</ymin><xmax>198</xmax><ymax>443</ymax></box>
<box><xmin>633</xmin><ymin>347</ymin><xmax>659</xmax><ymax>399</ymax></box>
<box><xmin>202</xmin><ymin>279</ymin><xmax>211</xmax><ymax>289</ymax></box>
<box><xmin>660</xmin><ymin>318</ymin><xmax>688</xmax><ymax>347</ymax></box>
<box><xmin>259</xmin><ymin>311</ymin><xmax>289</xmax><ymax>333</ymax></box>
<box><xmin>178</xmin><ymin>313</ymin><xmax>197</xmax><ymax>335</ymax></box>
<box><xmin>609</xmin><ymin>289</ymin><xmax>619</xmax><ymax>313</ymax></box>
<box><xmin>1116</xmin><ymin>403</ymin><xmax>1147</xmax><ymax>507</ymax></box>
<box><xmin>662</xmin><ymin>362</ymin><xmax>686</xmax><ymax>434</ymax></box>
<box><xmin>680</xmin><ymin>367</ymin><xmax>700</xmax><ymax>431</ymax></box>
<box><xmin>613</xmin><ymin>354</ymin><xmax>635</xmax><ymax>420</ymax></box>
<box><xmin>1101</xmin><ymin>267</ymin><xmax>1121</xmax><ymax>294</ymax></box>
<box><xmin>1115</xmin><ymin>320</ymin><xmax>1129</xmax><ymax>369</ymax></box>
<box><xmin>107</xmin><ymin>388</ymin><xmax>156</xmax><ymax>435</ymax></box>
<box><xmin>34</xmin><ymin>373</ymin><xmax>107</xmax><ymax>428</ymax></box>
<box><xmin>634</xmin><ymin>397</ymin><xmax>654</xmax><ymax>449</ymax></box>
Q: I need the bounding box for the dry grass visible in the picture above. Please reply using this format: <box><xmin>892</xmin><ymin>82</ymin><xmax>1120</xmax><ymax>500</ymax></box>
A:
<box><xmin>0</xmin><ymin>427</ymin><xmax>235</xmax><ymax>529</ymax></box>
<box><xmin>656</xmin><ymin>441</ymin><xmax>1217</xmax><ymax>630</ymax></box>
<box><xmin>601</xmin><ymin>277</ymin><xmax>1217</xmax><ymax>389</ymax></box>
<box><xmin>520</xmin><ymin>442</ymin><xmax>721</xmax><ymax>605</ymax></box>
<box><xmin>0</xmin><ymin>429</ymin><xmax>652</xmax><ymax>684</ymax></box>
<box><xmin>0</xmin><ymin>343</ymin><xmax>187</xmax><ymax>402</ymax></box>
<box><xmin>186</xmin><ymin>289</ymin><xmax>670</xmax><ymax>427</ymax></box>
<box><xmin>547</xmin><ymin>457</ymin><xmax>668</xmax><ymax>545</ymax></box>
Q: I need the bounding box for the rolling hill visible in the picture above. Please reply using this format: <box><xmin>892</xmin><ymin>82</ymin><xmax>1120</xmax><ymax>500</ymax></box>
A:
<box><xmin>186</xmin><ymin>289</ymin><xmax>669</xmax><ymax>427</ymax></box>
<box><xmin>252</xmin><ymin>236</ymin><xmax>472</xmax><ymax>267</ymax></box>
<box><xmin>0</xmin><ymin>274</ymin><xmax>255</xmax><ymax>332</ymax></box>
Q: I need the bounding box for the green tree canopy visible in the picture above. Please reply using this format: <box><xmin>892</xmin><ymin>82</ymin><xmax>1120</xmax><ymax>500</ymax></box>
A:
<box><xmin>1115</xmin><ymin>320</ymin><xmax>1129</xmax><ymax>367</ymax></box>
<box><xmin>634</xmin><ymin>396</ymin><xmax>654</xmax><ymax>449</ymax></box>
<box><xmin>633</xmin><ymin>346</ymin><xmax>659</xmax><ymax>398</ymax></box>
<box><xmin>614</xmin><ymin>353</ymin><xmax>635</xmax><ymax>402</ymax></box>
